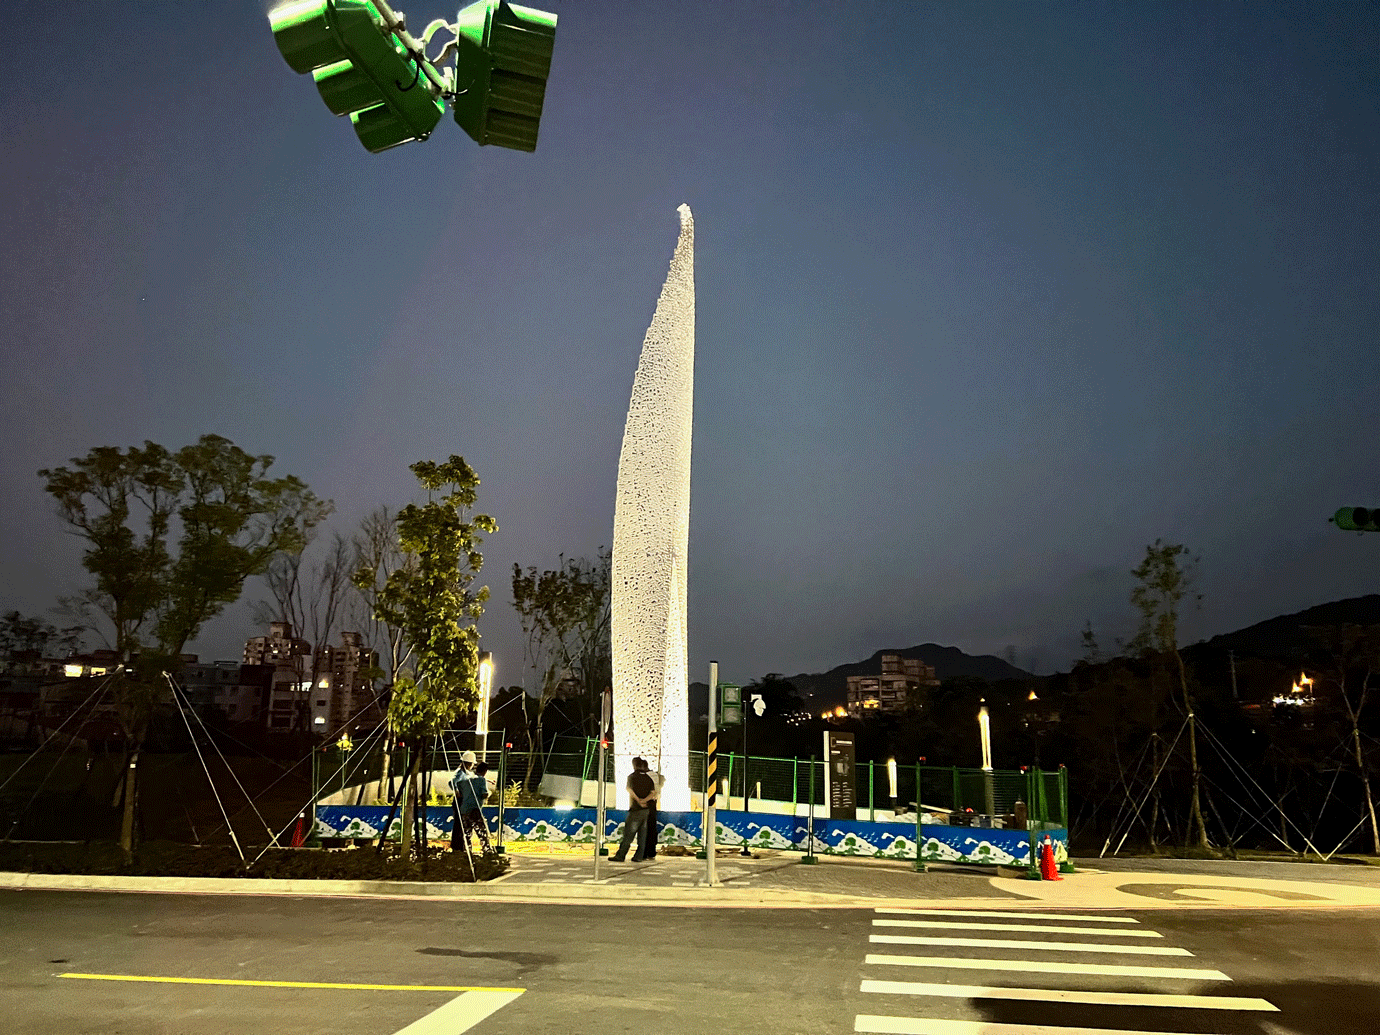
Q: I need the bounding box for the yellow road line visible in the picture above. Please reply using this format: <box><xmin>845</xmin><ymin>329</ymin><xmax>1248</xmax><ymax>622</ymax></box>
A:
<box><xmin>59</xmin><ymin>973</ymin><xmax>524</xmax><ymax>993</ymax></box>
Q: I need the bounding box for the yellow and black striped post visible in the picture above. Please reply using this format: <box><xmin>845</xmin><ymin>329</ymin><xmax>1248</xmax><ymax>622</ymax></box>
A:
<box><xmin>706</xmin><ymin>734</ymin><xmax>718</xmax><ymax>809</ymax></box>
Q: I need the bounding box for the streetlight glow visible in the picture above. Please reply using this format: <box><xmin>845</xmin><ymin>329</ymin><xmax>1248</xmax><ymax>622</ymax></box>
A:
<box><xmin>978</xmin><ymin>700</ymin><xmax>993</xmax><ymax>771</ymax></box>
<box><xmin>476</xmin><ymin>651</ymin><xmax>494</xmax><ymax>755</ymax></box>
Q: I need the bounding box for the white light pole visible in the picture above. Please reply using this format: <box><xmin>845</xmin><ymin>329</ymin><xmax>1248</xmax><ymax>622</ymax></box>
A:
<box><xmin>978</xmin><ymin>699</ymin><xmax>996</xmax><ymax>820</ymax></box>
<box><xmin>476</xmin><ymin>652</ymin><xmax>494</xmax><ymax>757</ymax></box>
<box><xmin>978</xmin><ymin>700</ymin><xmax>993</xmax><ymax>771</ymax></box>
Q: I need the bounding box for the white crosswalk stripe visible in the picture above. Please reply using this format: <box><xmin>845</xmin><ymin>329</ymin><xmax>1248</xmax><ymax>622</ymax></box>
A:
<box><xmin>863</xmin><ymin>954</ymin><xmax>1229</xmax><ymax>981</ymax></box>
<box><xmin>859</xmin><ymin>979</ymin><xmax>1277</xmax><ymax>1011</ymax></box>
<box><xmin>855</xmin><ymin>1018</ymin><xmax>1213</xmax><ymax>1035</ymax></box>
<box><xmin>870</xmin><ymin>934</ymin><xmax>1192</xmax><ymax>955</ymax></box>
<box><xmin>873</xmin><ymin>918</ymin><xmax>1163</xmax><ymax>937</ymax></box>
<box><xmin>876</xmin><ymin>908</ymin><xmax>1140</xmax><ymax>924</ymax></box>
<box><xmin>853</xmin><ymin>906</ymin><xmax>1280</xmax><ymax>1035</ymax></box>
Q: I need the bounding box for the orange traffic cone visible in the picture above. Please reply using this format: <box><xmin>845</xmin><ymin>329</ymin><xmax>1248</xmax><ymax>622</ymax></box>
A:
<box><xmin>1039</xmin><ymin>834</ymin><xmax>1063</xmax><ymax>881</ymax></box>
<box><xmin>290</xmin><ymin>812</ymin><xmax>306</xmax><ymax>848</ymax></box>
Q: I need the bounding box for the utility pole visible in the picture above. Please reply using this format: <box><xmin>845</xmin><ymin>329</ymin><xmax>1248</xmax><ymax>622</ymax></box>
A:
<box><xmin>1229</xmin><ymin>651</ymin><xmax>1238</xmax><ymax>701</ymax></box>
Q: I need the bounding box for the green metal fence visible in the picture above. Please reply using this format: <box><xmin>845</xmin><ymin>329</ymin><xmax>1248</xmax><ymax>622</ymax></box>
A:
<box><xmin>537</xmin><ymin>739</ymin><xmax>1068</xmax><ymax>827</ymax></box>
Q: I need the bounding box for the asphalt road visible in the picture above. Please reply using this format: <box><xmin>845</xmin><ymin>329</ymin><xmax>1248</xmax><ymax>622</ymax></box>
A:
<box><xmin>1</xmin><ymin>890</ymin><xmax>1376</xmax><ymax>1034</ymax></box>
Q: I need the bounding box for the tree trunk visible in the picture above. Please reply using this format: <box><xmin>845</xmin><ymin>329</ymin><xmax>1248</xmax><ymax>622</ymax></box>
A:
<box><xmin>1149</xmin><ymin>734</ymin><xmax>1160</xmax><ymax>850</ymax></box>
<box><xmin>1174</xmin><ymin>650</ymin><xmax>1209</xmax><ymax>849</ymax></box>
<box><xmin>1185</xmin><ymin>711</ymin><xmax>1208</xmax><ymax>849</ymax></box>
<box><xmin>119</xmin><ymin>746</ymin><xmax>140</xmax><ymax>864</ymax></box>
<box><xmin>1352</xmin><ymin>724</ymin><xmax>1380</xmax><ymax>855</ymax></box>
<box><xmin>399</xmin><ymin>745</ymin><xmax>422</xmax><ymax>858</ymax></box>
<box><xmin>375</xmin><ymin>722</ymin><xmax>393</xmax><ymax>805</ymax></box>
<box><xmin>524</xmin><ymin>698</ymin><xmax>548</xmax><ymax>792</ymax></box>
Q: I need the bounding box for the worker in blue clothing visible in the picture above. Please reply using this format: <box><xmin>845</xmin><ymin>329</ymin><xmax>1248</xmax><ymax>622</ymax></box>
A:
<box><xmin>450</xmin><ymin>751</ymin><xmax>493</xmax><ymax>856</ymax></box>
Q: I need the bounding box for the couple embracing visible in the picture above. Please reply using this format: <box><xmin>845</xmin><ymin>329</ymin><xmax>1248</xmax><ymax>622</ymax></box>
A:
<box><xmin>611</xmin><ymin>756</ymin><xmax>664</xmax><ymax>862</ymax></box>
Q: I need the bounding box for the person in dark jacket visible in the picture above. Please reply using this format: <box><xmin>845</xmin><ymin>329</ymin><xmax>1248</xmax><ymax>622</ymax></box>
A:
<box><xmin>611</xmin><ymin>757</ymin><xmax>655</xmax><ymax>862</ymax></box>
<box><xmin>642</xmin><ymin>761</ymin><xmax>665</xmax><ymax>859</ymax></box>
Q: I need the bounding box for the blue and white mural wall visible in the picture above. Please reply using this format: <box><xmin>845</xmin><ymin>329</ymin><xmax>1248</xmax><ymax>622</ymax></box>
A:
<box><xmin>313</xmin><ymin>806</ymin><xmax>1067</xmax><ymax>866</ymax></box>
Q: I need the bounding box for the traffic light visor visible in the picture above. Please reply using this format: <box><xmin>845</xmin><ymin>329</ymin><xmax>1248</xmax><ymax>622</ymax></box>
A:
<box><xmin>1333</xmin><ymin>507</ymin><xmax>1380</xmax><ymax>532</ymax></box>
<box><xmin>453</xmin><ymin>0</ymin><xmax>557</xmax><ymax>152</ymax></box>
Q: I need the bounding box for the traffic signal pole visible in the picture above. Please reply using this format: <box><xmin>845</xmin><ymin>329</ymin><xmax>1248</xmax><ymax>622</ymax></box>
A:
<box><xmin>360</xmin><ymin>0</ymin><xmax>453</xmax><ymax>95</ymax></box>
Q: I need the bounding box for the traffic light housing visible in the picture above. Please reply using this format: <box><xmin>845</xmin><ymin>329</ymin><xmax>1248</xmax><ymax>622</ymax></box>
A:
<box><xmin>452</xmin><ymin>0</ymin><xmax>557</xmax><ymax>152</ymax></box>
<box><xmin>1332</xmin><ymin>507</ymin><xmax>1380</xmax><ymax>532</ymax></box>
<box><xmin>270</xmin><ymin>0</ymin><xmax>444</xmax><ymax>153</ymax></box>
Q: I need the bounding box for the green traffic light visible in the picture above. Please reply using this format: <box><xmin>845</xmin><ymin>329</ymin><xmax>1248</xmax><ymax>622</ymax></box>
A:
<box><xmin>271</xmin><ymin>0</ymin><xmax>444</xmax><ymax>153</ymax></box>
<box><xmin>452</xmin><ymin>0</ymin><xmax>558</xmax><ymax>152</ymax></box>
<box><xmin>1332</xmin><ymin>507</ymin><xmax>1380</xmax><ymax>532</ymax></box>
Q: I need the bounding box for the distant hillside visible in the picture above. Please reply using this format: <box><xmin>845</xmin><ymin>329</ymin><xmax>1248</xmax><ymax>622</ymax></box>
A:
<box><xmin>786</xmin><ymin>645</ymin><xmax>1032</xmax><ymax>708</ymax></box>
<box><xmin>1190</xmin><ymin>594</ymin><xmax>1380</xmax><ymax>663</ymax></box>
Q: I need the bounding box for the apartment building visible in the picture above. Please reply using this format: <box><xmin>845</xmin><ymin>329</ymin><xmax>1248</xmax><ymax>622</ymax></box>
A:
<box><xmin>845</xmin><ymin>653</ymin><xmax>940</xmax><ymax>717</ymax></box>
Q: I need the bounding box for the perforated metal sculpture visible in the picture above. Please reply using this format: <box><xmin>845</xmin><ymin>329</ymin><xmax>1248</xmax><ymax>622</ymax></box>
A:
<box><xmin>611</xmin><ymin>204</ymin><xmax>695</xmax><ymax>810</ymax></box>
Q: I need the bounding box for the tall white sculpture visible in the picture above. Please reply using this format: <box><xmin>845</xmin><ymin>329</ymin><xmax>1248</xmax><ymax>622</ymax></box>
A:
<box><xmin>611</xmin><ymin>204</ymin><xmax>695</xmax><ymax>810</ymax></box>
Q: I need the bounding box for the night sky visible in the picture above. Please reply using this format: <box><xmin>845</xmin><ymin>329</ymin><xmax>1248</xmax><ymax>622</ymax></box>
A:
<box><xmin>1</xmin><ymin>2</ymin><xmax>1376</xmax><ymax>684</ymax></box>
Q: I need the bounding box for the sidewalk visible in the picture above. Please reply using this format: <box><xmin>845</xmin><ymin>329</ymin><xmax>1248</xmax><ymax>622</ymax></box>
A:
<box><xmin>4</xmin><ymin>850</ymin><xmax>1380</xmax><ymax>910</ymax></box>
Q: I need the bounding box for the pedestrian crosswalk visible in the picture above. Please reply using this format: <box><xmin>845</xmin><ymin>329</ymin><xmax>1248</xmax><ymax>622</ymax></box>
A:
<box><xmin>852</xmin><ymin>906</ymin><xmax>1280</xmax><ymax>1035</ymax></box>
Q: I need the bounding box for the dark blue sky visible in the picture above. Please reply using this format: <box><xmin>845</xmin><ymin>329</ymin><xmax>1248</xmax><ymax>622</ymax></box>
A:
<box><xmin>1</xmin><ymin>1</ymin><xmax>1376</xmax><ymax>683</ymax></box>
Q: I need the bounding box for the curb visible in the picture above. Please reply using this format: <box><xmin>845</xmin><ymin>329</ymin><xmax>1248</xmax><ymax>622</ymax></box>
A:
<box><xmin>0</xmin><ymin>870</ymin><xmax>1033</xmax><ymax>910</ymax></box>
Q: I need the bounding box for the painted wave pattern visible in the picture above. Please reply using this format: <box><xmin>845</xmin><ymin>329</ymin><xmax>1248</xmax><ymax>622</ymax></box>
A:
<box><xmin>313</xmin><ymin>806</ymin><xmax>1054</xmax><ymax>864</ymax></box>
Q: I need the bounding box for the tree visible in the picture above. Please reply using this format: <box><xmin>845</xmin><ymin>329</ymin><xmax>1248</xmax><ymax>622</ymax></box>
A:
<box><xmin>39</xmin><ymin>435</ymin><xmax>328</xmax><ymax>860</ymax></box>
<box><xmin>359</xmin><ymin>456</ymin><xmax>496</xmax><ymax>857</ymax></box>
<box><xmin>0</xmin><ymin>611</ymin><xmax>83</xmax><ymax>671</ymax></box>
<box><xmin>510</xmin><ymin>550</ymin><xmax>611</xmax><ymax>789</ymax></box>
<box><xmin>1129</xmin><ymin>539</ymin><xmax>1208</xmax><ymax>849</ymax></box>
<box><xmin>351</xmin><ymin>506</ymin><xmax>413</xmax><ymax>800</ymax></box>
<box><xmin>1305</xmin><ymin>624</ymin><xmax>1380</xmax><ymax>855</ymax></box>
<box><xmin>256</xmin><ymin>530</ymin><xmax>355</xmax><ymax>733</ymax></box>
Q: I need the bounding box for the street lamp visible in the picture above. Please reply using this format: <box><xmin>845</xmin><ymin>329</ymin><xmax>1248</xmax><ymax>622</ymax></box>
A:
<box><xmin>978</xmin><ymin>700</ymin><xmax>993</xmax><ymax>771</ymax></box>
<box><xmin>476</xmin><ymin>651</ymin><xmax>494</xmax><ymax>757</ymax></box>
<box><xmin>978</xmin><ymin>699</ymin><xmax>996</xmax><ymax>821</ymax></box>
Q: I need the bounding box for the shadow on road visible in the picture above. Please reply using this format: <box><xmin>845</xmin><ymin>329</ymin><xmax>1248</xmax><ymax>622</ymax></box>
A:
<box><xmin>417</xmin><ymin>947</ymin><xmax>558</xmax><ymax>976</ymax></box>
<box><xmin>969</xmin><ymin>979</ymin><xmax>1380</xmax><ymax>1035</ymax></box>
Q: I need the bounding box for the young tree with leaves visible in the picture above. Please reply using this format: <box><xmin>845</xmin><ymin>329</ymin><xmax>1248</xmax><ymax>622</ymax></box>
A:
<box><xmin>357</xmin><ymin>457</ymin><xmax>495</xmax><ymax>857</ymax></box>
<box><xmin>1129</xmin><ymin>539</ymin><xmax>1208</xmax><ymax>849</ymax></box>
<box><xmin>39</xmin><ymin>435</ymin><xmax>328</xmax><ymax>860</ymax></box>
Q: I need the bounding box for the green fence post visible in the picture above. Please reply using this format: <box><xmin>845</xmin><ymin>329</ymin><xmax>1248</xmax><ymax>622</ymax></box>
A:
<box><xmin>494</xmin><ymin>744</ymin><xmax>506</xmax><ymax>855</ymax></box>
<box><xmin>1058</xmin><ymin>765</ymin><xmax>1074</xmax><ymax>872</ymax></box>
<box><xmin>952</xmin><ymin>766</ymin><xmax>961</xmax><ymax>817</ymax></box>
<box><xmin>868</xmin><ymin>760</ymin><xmax>875</xmax><ymax>821</ymax></box>
<box><xmin>1025</xmin><ymin>766</ymin><xmax>1039</xmax><ymax>879</ymax></box>
<box><xmin>792</xmin><ymin>757</ymin><xmax>799</xmax><ymax>816</ymax></box>
<box><xmin>307</xmin><ymin>745</ymin><xmax>321</xmax><ymax>847</ymax></box>
<box><xmin>726</xmin><ymin>753</ymin><xmax>736</xmax><ymax>810</ymax></box>
<box><xmin>914</xmin><ymin>760</ymin><xmax>924</xmax><ymax>871</ymax></box>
